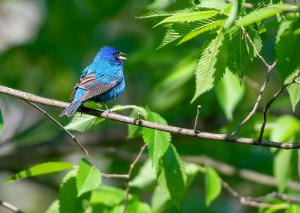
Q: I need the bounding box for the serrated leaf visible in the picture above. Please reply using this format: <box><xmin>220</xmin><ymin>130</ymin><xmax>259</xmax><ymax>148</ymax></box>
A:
<box><xmin>178</xmin><ymin>19</ymin><xmax>225</xmax><ymax>44</ymax></box>
<box><xmin>156</xmin><ymin>144</ymin><xmax>187</xmax><ymax>207</ymax></box>
<box><xmin>142</xmin><ymin>109</ymin><xmax>171</xmax><ymax>164</ymax></box>
<box><xmin>215</xmin><ymin>70</ymin><xmax>245</xmax><ymax>120</ymax></box>
<box><xmin>65</xmin><ymin>113</ymin><xmax>104</xmax><ymax>132</ymax></box>
<box><xmin>90</xmin><ymin>186</ymin><xmax>125</xmax><ymax>207</ymax></box>
<box><xmin>195</xmin><ymin>0</ymin><xmax>230</xmax><ymax>10</ymax></box>
<box><xmin>205</xmin><ymin>167</ymin><xmax>222</xmax><ymax>207</ymax></box>
<box><xmin>138</xmin><ymin>9</ymin><xmax>172</xmax><ymax>19</ymax></box>
<box><xmin>238</xmin><ymin>4</ymin><xmax>298</xmax><ymax>27</ymax></box>
<box><xmin>276</xmin><ymin>17</ymin><xmax>300</xmax><ymax>81</ymax></box>
<box><xmin>274</xmin><ymin>150</ymin><xmax>293</xmax><ymax>192</ymax></box>
<box><xmin>157</xmin><ymin>22</ymin><xmax>202</xmax><ymax>49</ymax></box>
<box><xmin>76</xmin><ymin>159</ymin><xmax>101</xmax><ymax>197</ymax></box>
<box><xmin>59</xmin><ymin>170</ymin><xmax>78</xmax><ymax>213</ymax></box>
<box><xmin>286</xmin><ymin>70</ymin><xmax>300</xmax><ymax>110</ymax></box>
<box><xmin>192</xmin><ymin>28</ymin><xmax>226</xmax><ymax>101</ymax></box>
<box><xmin>129</xmin><ymin>159</ymin><xmax>156</xmax><ymax>189</ymax></box>
<box><xmin>6</xmin><ymin>162</ymin><xmax>74</xmax><ymax>182</ymax></box>
<box><xmin>155</xmin><ymin>10</ymin><xmax>219</xmax><ymax>27</ymax></box>
<box><xmin>270</xmin><ymin>115</ymin><xmax>300</xmax><ymax>142</ymax></box>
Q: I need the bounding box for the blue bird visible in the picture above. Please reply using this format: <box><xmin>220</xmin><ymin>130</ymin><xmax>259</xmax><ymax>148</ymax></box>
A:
<box><xmin>60</xmin><ymin>46</ymin><xmax>126</xmax><ymax>117</ymax></box>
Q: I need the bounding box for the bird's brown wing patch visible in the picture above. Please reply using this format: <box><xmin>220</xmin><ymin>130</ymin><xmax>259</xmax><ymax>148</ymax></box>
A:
<box><xmin>70</xmin><ymin>73</ymin><xmax>96</xmax><ymax>99</ymax></box>
<box><xmin>80</xmin><ymin>79</ymin><xmax>119</xmax><ymax>102</ymax></box>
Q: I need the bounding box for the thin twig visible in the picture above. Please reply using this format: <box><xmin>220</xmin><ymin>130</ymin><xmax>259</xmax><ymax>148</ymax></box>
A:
<box><xmin>23</xmin><ymin>100</ymin><xmax>95</xmax><ymax>167</ymax></box>
<box><xmin>123</xmin><ymin>144</ymin><xmax>147</xmax><ymax>213</ymax></box>
<box><xmin>194</xmin><ymin>105</ymin><xmax>201</xmax><ymax>134</ymax></box>
<box><xmin>252</xmin><ymin>191</ymin><xmax>300</xmax><ymax>203</ymax></box>
<box><xmin>222</xmin><ymin>180</ymin><xmax>288</xmax><ymax>209</ymax></box>
<box><xmin>232</xmin><ymin>28</ymin><xmax>277</xmax><ymax>135</ymax></box>
<box><xmin>0</xmin><ymin>200</ymin><xmax>23</xmax><ymax>213</ymax></box>
<box><xmin>101</xmin><ymin>173</ymin><xmax>129</xmax><ymax>179</ymax></box>
<box><xmin>259</xmin><ymin>70</ymin><xmax>300</xmax><ymax>142</ymax></box>
<box><xmin>2</xmin><ymin>85</ymin><xmax>300</xmax><ymax>149</ymax></box>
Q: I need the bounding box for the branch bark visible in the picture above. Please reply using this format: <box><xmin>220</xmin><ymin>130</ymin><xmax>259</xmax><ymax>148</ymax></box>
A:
<box><xmin>1</xmin><ymin>85</ymin><xmax>300</xmax><ymax>149</ymax></box>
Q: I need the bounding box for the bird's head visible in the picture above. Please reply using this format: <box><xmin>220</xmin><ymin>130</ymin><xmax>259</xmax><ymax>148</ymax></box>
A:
<box><xmin>95</xmin><ymin>46</ymin><xmax>126</xmax><ymax>63</ymax></box>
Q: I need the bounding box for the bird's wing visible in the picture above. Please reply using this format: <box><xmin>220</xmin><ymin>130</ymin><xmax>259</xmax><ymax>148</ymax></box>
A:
<box><xmin>70</xmin><ymin>72</ymin><xmax>96</xmax><ymax>99</ymax></box>
<box><xmin>79</xmin><ymin>77</ymin><xmax>120</xmax><ymax>102</ymax></box>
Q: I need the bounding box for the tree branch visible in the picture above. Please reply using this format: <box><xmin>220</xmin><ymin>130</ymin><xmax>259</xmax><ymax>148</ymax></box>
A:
<box><xmin>1</xmin><ymin>85</ymin><xmax>300</xmax><ymax>149</ymax></box>
<box><xmin>259</xmin><ymin>70</ymin><xmax>300</xmax><ymax>142</ymax></box>
<box><xmin>222</xmin><ymin>181</ymin><xmax>288</xmax><ymax>209</ymax></box>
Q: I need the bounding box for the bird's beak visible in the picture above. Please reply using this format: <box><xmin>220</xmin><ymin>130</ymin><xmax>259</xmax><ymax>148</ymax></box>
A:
<box><xmin>118</xmin><ymin>52</ymin><xmax>127</xmax><ymax>60</ymax></box>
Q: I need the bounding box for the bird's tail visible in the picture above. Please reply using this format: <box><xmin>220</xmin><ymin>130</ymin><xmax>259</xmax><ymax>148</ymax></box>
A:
<box><xmin>60</xmin><ymin>100</ymin><xmax>82</xmax><ymax>117</ymax></box>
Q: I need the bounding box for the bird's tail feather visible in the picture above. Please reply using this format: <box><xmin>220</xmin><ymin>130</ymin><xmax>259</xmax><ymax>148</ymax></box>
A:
<box><xmin>60</xmin><ymin>100</ymin><xmax>82</xmax><ymax>117</ymax></box>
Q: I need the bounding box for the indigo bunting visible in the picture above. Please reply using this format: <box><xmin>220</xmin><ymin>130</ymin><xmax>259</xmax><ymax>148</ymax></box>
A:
<box><xmin>60</xmin><ymin>46</ymin><xmax>126</xmax><ymax>117</ymax></box>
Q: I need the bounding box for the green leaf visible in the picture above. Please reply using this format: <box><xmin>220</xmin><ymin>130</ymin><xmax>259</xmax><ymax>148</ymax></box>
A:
<box><xmin>90</xmin><ymin>186</ymin><xmax>125</xmax><ymax>207</ymax></box>
<box><xmin>178</xmin><ymin>19</ymin><xmax>225</xmax><ymax>44</ymax></box>
<box><xmin>286</xmin><ymin>70</ymin><xmax>300</xmax><ymax>110</ymax></box>
<box><xmin>274</xmin><ymin>150</ymin><xmax>293</xmax><ymax>192</ymax></box>
<box><xmin>205</xmin><ymin>167</ymin><xmax>222</xmax><ymax>207</ymax></box>
<box><xmin>142</xmin><ymin>109</ymin><xmax>171</xmax><ymax>164</ymax></box>
<box><xmin>129</xmin><ymin>159</ymin><xmax>156</xmax><ymax>189</ymax></box>
<box><xmin>155</xmin><ymin>10</ymin><xmax>219</xmax><ymax>27</ymax></box>
<box><xmin>151</xmin><ymin>186</ymin><xmax>170</xmax><ymax>212</ymax></box>
<box><xmin>276</xmin><ymin>17</ymin><xmax>300</xmax><ymax>81</ymax></box>
<box><xmin>238</xmin><ymin>4</ymin><xmax>298</xmax><ymax>27</ymax></box>
<box><xmin>185</xmin><ymin>163</ymin><xmax>203</xmax><ymax>187</ymax></box>
<box><xmin>65</xmin><ymin>113</ymin><xmax>104</xmax><ymax>132</ymax></box>
<box><xmin>192</xmin><ymin>28</ymin><xmax>226</xmax><ymax>101</ymax></box>
<box><xmin>195</xmin><ymin>0</ymin><xmax>230</xmax><ymax>10</ymax></box>
<box><xmin>45</xmin><ymin>200</ymin><xmax>59</xmax><ymax>213</ymax></box>
<box><xmin>224</xmin><ymin>0</ymin><xmax>242</xmax><ymax>29</ymax></box>
<box><xmin>59</xmin><ymin>170</ymin><xmax>78</xmax><ymax>213</ymax></box>
<box><xmin>138</xmin><ymin>9</ymin><xmax>173</xmax><ymax>19</ymax></box>
<box><xmin>285</xmin><ymin>204</ymin><xmax>300</xmax><ymax>213</ymax></box>
<box><xmin>156</xmin><ymin>144</ymin><xmax>187</xmax><ymax>207</ymax></box>
<box><xmin>270</xmin><ymin>115</ymin><xmax>300</xmax><ymax>142</ymax></box>
<box><xmin>215</xmin><ymin>70</ymin><xmax>245</xmax><ymax>120</ymax></box>
<box><xmin>76</xmin><ymin>159</ymin><xmax>101</xmax><ymax>197</ymax></box>
<box><xmin>6</xmin><ymin>162</ymin><xmax>74</xmax><ymax>183</ymax></box>
<box><xmin>157</xmin><ymin>22</ymin><xmax>202</xmax><ymax>49</ymax></box>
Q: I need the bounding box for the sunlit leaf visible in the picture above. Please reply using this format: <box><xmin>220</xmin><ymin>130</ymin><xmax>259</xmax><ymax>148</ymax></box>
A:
<box><xmin>65</xmin><ymin>113</ymin><xmax>104</xmax><ymax>132</ymax></box>
<box><xmin>238</xmin><ymin>4</ymin><xmax>298</xmax><ymax>27</ymax></box>
<box><xmin>276</xmin><ymin>17</ymin><xmax>300</xmax><ymax>81</ymax></box>
<box><xmin>274</xmin><ymin>150</ymin><xmax>293</xmax><ymax>192</ymax></box>
<box><xmin>192</xmin><ymin>28</ymin><xmax>226</xmax><ymax>101</ymax></box>
<box><xmin>205</xmin><ymin>167</ymin><xmax>222</xmax><ymax>206</ymax></box>
<box><xmin>270</xmin><ymin>115</ymin><xmax>300</xmax><ymax>142</ymax></box>
<box><xmin>76</xmin><ymin>159</ymin><xmax>101</xmax><ymax>197</ymax></box>
<box><xmin>90</xmin><ymin>186</ymin><xmax>126</xmax><ymax>207</ymax></box>
<box><xmin>215</xmin><ymin>70</ymin><xmax>245</xmax><ymax>120</ymax></box>
<box><xmin>195</xmin><ymin>0</ymin><xmax>230</xmax><ymax>10</ymax></box>
<box><xmin>44</xmin><ymin>200</ymin><xmax>59</xmax><ymax>213</ymax></box>
<box><xmin>6</xmin><ymin>162</ymin><xmax>74</xmax><ymax>183</ymax></box>
<box><xmin>156</xmin><ymin>144</ymin><xmax>187</xmax><ymax>207</ymax></box>
<box><xmin>142</xmin><ymin>109</ymin><xmax>171</xmax><ymax>164</ymax></box>
<box><xmin>59</xmin><ymin>170</ymin><xmax>78</xmax><ymax>213</ymax></box>
<box><xmin>155</xmin><ymin>10</ymin><xmax>219</xmax><ymax>27</ymax></box>
<box><xmin>129</xmin><ymin>159</ymin><xmax>156</xmax><ymax>189</ymax></box>
<box><xmin>178</xmin><ymin>19</ymin><xmax>225</xmax><ymax>44</ymax></box>
<box><xmin>286</xmin><ymin>70</ymin><xmax>300</xmax><ymax>111</ymax></box>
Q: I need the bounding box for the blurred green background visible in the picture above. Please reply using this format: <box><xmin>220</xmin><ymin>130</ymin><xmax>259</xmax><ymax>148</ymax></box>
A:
<box><xmin>0</xmin><ymin>0</ymin><xmax>299</xmax><ymax>212</ymax></box>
